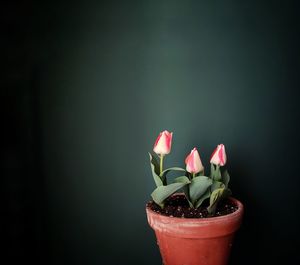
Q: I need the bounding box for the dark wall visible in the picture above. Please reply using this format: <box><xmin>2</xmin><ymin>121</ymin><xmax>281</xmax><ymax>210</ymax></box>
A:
<box><xmin>3</xmin><ymin>1</ymin><xmax>300</xmax><ymax>264</ymax></box>
<box><xmin>1</xmin><ymin>1</ymin><xmax>46</xmax><ymax>264</ymax></box>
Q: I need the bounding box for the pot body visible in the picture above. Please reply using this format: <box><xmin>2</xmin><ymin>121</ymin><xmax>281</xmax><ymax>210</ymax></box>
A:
<box><xmin>146</xmin><ymin>197</ymin><xmax>243</xmax><ymax>265</ymax></box>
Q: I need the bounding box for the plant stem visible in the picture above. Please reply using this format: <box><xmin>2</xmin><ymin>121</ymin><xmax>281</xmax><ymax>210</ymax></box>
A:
<box><xmin>160</xmin><ymin>155</ymin><xmax>164</xmax><ymax>174</ymax></box>
<box><xmin>192</xmin><ymin>173</ymin><xmax>196</xmax><ymax>179</ymax></box>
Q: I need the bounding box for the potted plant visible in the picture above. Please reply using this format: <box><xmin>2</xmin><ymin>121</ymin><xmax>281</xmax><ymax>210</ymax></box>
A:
<box><xmin>146</xmin><ymin>130</ymin><xmax>244</xmax><ymax>265</ymax></box>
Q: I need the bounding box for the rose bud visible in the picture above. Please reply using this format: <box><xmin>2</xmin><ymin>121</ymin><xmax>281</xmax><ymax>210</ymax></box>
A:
<box><xmin>185</xmin><ymin>148</ymin><xmax>204</xmax><ymax>174</ymax></box>
<box><xmin>210</xmin><ymin>144</ymin><xmax>227</xmax><ymax>166</ymax></box>
<box><xmin>153</xmin><ymin>130</ymin><xmax>173</xmax><ymax>155</ymax></box>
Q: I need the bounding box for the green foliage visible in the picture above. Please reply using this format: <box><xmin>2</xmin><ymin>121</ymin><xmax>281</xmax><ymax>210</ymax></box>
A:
<box><xmin>182</xmin><ymin>185</ymin><xmax>194</xmax><ymax>208</ymax></box>
<box><xmin>195</xmin><ymin>189</ymin><xmax>211</xmax><ymax>208</ymax></box>
<box><xmin>160</xmin><ymin>167</ymin><xmax>186</xmax><ymax>184</ymax></box>
<box><xmin>211</xmin><ymin>164</ymin><xmax>221</xmax><ymax>181</ymax></box>
<box><xmin>149</xmin><ymin>152</ymin><xmax>232</xmax><ymax>214</ymax></box>
<box><xmin>151</xmin><ymin>176</ymin><xmax>191</xmax><ymax>207</ymax></box>
<box><xmin>189</xmin><ymin>176</ymin><xmax>212</xmax><ymax>205</ymax></box>
<box><xmin>222</xmin><ymin>170</ymin><xmax>230</xmax><ymax>188</ymax></box>
<box><xmin>211</xmin><ymin>180</ymin><xmax>225</xmax><ymax>191</ymax></box>
<box><xmin>207</xmin><ymin>168</ymin><xmax>232</xmax><ymax>215</ymax></box>
<box><xmin>149</xmin><ymin>153</ymin><xmax>186</xmax><ymax>186</ymax></box>
<box><xmin>207</xmin><ymin>188</ymin><xmax>232</xmax><ymax>215</ymax></box>
<box><xmin>149</xmin><ymin>153</ymin><xmax>163</xmax><ymax>187</ymax></box>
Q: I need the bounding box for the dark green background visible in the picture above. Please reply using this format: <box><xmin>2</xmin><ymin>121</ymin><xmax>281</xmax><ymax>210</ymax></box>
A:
<box><xmin>2</xmin><ymin>1</ymin><xmax>300</xmax><ymax>264</ymax></box>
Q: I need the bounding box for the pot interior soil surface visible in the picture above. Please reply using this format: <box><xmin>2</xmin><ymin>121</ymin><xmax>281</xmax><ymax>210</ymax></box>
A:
<box><xmin>147</xmin><ymin>194</ymin><xmax>238</xmax><ymax>218</ymax></box>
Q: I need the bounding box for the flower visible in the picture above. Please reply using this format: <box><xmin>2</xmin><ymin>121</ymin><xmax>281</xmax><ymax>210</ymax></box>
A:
<box><xmin>149</xmin><ymin>132</ymin><xmax>232</xmax><ymax>212</ymax></box>
<box><xmin>153</xmin><ymin>130</ymin><xmax>173</xmax><ymax>155</ymax></box>
<box><xmin>210</xmin><ymin>144</ymin><xmax>227</xmax><ymax>166</ymax></box>
<box><xmin>185</xmin><ymin>148</ymin><xmax>204</xmax><ymax>174</ymax></box>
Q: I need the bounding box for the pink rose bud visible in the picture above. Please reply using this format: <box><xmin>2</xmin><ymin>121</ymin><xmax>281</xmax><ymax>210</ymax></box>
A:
<box><xmin>153</xmin><ymin>130</ymin><xmax>173</xmax><ymax>155</ymax></box>
<box><xmin>210</xmin><ymin>144</ymin><xmax>227</xmax><ymax>166</ymax></box>
<box><xmin>185</xmin><ymin>148</ymin><xmax>204</xmax><ymax>174</ymax></box>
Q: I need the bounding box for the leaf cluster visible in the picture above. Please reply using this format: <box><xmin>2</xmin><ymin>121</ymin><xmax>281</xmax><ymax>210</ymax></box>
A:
<box><xmin>149</xmin><ymin>153</ymin><xmax>231</xmax><ymax>215</ymax></box>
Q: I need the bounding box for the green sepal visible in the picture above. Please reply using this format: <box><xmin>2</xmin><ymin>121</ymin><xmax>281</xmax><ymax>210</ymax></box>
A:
<box><xmin>149</xmin><ymin>153</ymin><xmax>163</xmax><ymax>187</ymax></box>
<box><xmin>189</xmin><ymin>176</ymin><xmax>213</xmax><ymax>205</ymax></box>
<box><xmin>151</xmin><ymin>176</ymin><xmax>191</xmax><ymax>208</ymax></box>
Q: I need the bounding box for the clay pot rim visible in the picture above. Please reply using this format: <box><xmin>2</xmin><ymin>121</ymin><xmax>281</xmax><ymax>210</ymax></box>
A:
<box><xmin>146</xmin><ymin>195</ymin><xmax>244</xmax><ymax>222</ymax></box>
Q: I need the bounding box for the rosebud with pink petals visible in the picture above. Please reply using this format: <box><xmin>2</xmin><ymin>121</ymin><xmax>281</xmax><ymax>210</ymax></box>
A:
<box><xmin>153</xmin><ymin>130</ymin><xmax>173</xmax><ymax>155</ymax></box>
<box><xmin>210</xmin><ymin>144</ymin><xmax>227</xmax><ymax>166</ymax></box>
<box><xmin>185</xmin><ymin>148</ymin><xmax>204</xmax><ymax>174</ymax></box>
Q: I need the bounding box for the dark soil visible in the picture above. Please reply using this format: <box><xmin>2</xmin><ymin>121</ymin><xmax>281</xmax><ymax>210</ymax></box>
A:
<box><xmin>147</xmin><ymin>194</ymin><xmax>238</xmax><ymax>218</ymax></box>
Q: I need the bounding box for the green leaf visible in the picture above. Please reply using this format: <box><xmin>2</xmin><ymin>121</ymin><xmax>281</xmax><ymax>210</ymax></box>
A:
<box><xmin>211</xmin><ymin>181</ymin><xmax>225</xmax><ymax>192</ymax></box>
<box><xmin>214</xmin><ymin>165</ymin><xmax>222</xmax><ymax>181</ymax></box>
<box><xmin>224</xmin><ymin>188</ymin><xmax>232</xmax><ymax>198</ymax></box>
<box><xmin>210</xmin><ymin>188</ymin><xmax>223</xmax><ymax>206</ymax></box>
<box><xmin>160</xmin><ymin>167</ymin><xmax>186</xmax><ymax>183</ymax></box>
<box><xmin>195</xmin><ymin>188</ymin><xmax>211</xmax><ymax>208</ymax></box>
<box><xmin>207</xmin><ymin>188</ymin><xmax>232</xmax><ymax>214</ymax></box>
<box><xmin>149</xmin><ymin>152</ymin><xmax>160</xmax><ymax>174</ymax></box>
<box><xmin>149</xmin><ymin>153</ymin><xmax>163</xmax><ymax>187</ymax></box>
<box><xmin>160</xmin><ymin>167</ymin><xmax>186</xmax><ymax>186</ymax></box>
<box><xmin>207</xmin><ymin>188</ymin><xmax>223</xmax><ymax>214</ymax></box>
<box><xmin>210</xmin><ymin>163</ymin><xmax>215</xmax><ymax>178</ymax></box>
<box><xmin>182</xmin><ymin>185</ymin><xmax>194</xmax><ymax>208</ymax></box>
<box><xmin>174</xmin><ymin>176</ymin><xmax>194</xmax><ymax>208</ymax></box>
<box><xmin>174</xmin><ymin>176</ymin><xmax>190</xmax><ymax>184</ymax></box>
<box><xmin>222</xmin><ymin>170</ymin><xmax>230</xmax><ymax>188</ymax></box>
<box><xmin>151</xmin><ymin>177</ymin><xmax>191</xmax><ymax>207</ymax></box>
<box><xmin>189</xmin><ymin>176</ymin><xmax>213</xmax><ymax>205</ymax></box>
<box><xmin>210</xmin><ymin>164</ymin><xmax>222</xmax><ymax>181</ymax></box>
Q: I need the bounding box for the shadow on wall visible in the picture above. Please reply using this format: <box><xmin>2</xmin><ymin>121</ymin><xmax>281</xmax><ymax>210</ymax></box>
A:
<box><xmin>229</xmin><ymin>151</ymin><xmax>272</xmax><ymax>265</ymax></box>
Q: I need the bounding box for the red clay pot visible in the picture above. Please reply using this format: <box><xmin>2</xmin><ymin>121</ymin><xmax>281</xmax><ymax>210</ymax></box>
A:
<box><xmin>146</xmin><ymin>196</ymin><xmax>244</xmax><ymax>265</ymax></box>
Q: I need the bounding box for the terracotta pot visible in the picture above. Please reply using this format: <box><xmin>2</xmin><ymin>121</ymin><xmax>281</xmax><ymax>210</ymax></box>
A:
<box><xmin>146</xmin><ymin>196</ymin><xmax>244</xmax><ymax>265</ymax></box>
